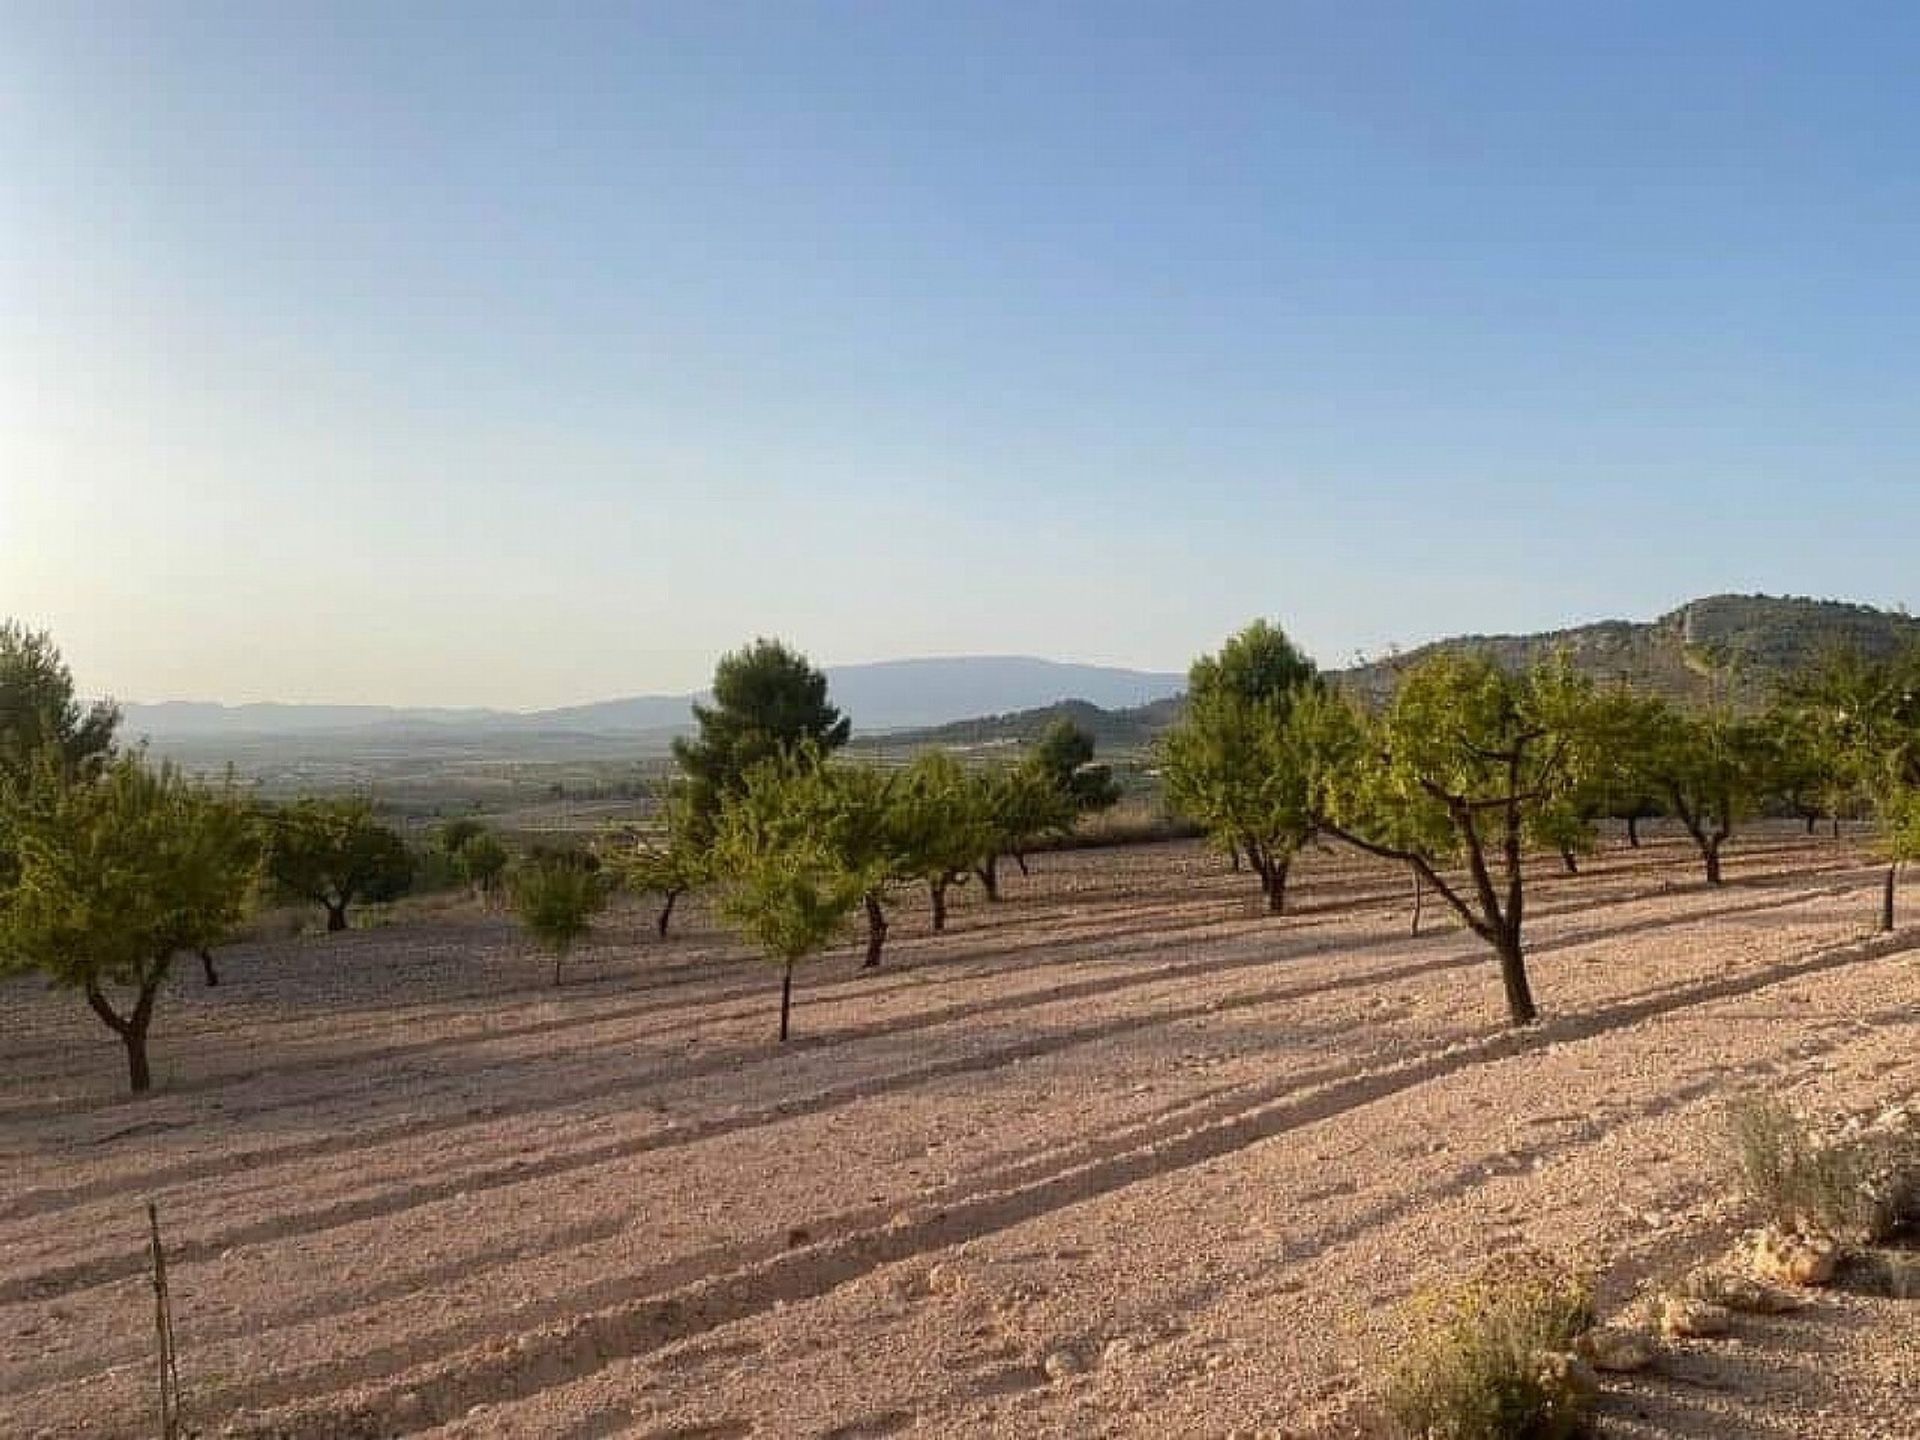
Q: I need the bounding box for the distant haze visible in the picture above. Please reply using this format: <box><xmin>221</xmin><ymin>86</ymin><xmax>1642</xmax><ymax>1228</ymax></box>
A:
<box><xmin>119</xmin><ymin>656</ymin><xmax>1186</xmax><ymax>741</ymax></box>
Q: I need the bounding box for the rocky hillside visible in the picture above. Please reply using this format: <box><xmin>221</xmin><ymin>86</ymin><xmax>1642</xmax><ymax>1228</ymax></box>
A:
<box><xmin>889</xmin><ymin>595</ymin><xmax>1920</xmax><ymax>750</ymax></box>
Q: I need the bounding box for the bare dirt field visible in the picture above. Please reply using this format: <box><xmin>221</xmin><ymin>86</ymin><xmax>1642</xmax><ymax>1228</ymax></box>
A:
<box><xmin>3</xmin><ymin>825</ymin><xmax>1916</xmax><ymax>1439</ymax></box>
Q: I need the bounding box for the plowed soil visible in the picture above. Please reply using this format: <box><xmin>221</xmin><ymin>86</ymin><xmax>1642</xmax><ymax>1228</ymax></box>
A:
<box><xmin>3</xmin><ymin>825</ymin><xmax>1915</xmax><ymax>1438</ymax></box>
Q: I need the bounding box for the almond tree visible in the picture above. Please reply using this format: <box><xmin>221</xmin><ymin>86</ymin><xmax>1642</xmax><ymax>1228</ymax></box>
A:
<box><xmin>611</xmin><ymin>785</ymin><xmax>713</xmax><ymax>937</ymax></box>
<box><xmin>712</xmin><ymin>759</ymin><xmax>869</xmax><ymax>1040</ymax></box>
<box><xmin>1164</xmin><ymin>621</ymin><xmax>1320</xmax><ymax>913</ymax></box>
<box><xmin>1307</xmin><ymin>653</ymin><xmax>1601</xmax><ymax>1027</ymax></box>
<box><xmin>264</xmin><ymin>797</ymin><xmax>414</xmax><ymax>931</ymax></box>
<box><xmin>894</xmin><ymin>751</ymin><xmax>995</xmax><ymax>933</ymax></box>
<box><xmin>0</xmin><ymin>755</ymin><xmax>259</xmax><ymax>1092</ymax></box>
<box><xmin>511</xmin><ymin>851</ymin><xmax>609</xmax><ymax>985</ymax></box>
<box><xmin>1637</xmin><ymin>703</ymin><xmax>1775</xmax><ymax>885</ymax></box>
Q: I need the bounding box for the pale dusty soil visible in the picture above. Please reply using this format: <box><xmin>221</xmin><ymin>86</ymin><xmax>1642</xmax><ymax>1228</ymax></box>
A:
<box><xmin>1</xmin><ymin>825</ymin><xmax>1915</xmax><ymax>1439</ymax></box>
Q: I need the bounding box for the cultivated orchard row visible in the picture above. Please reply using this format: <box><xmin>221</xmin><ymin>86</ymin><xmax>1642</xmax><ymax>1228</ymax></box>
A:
<box><xmin>3</xmin><ymin>616</ymin><xmax>1917</xmax><ymax>1095</ymax></box>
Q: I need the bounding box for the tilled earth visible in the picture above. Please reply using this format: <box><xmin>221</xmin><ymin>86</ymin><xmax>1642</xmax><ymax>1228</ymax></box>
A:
<box><xmin>2</xmin><ymin>825</ymin><xmax>1915</xmax><ymax>1438</ymax></box>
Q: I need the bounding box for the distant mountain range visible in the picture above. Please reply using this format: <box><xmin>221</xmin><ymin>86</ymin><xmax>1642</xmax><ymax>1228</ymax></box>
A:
<box><xmin>120</xmin><ymin>656</ymin><xmax>1187</xmax><ymax>743</ymax></box>
<box><xmin>121</xmin><ymin>596</ymin><xmax>1920</xmax><ymax>765</ymax></box>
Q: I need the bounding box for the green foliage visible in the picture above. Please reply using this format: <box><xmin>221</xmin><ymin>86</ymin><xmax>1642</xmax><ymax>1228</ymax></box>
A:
<box><xmin>455</xmin><ymin>831</ymin><xmax>510</xmax><ymax>897</ymax></box>
<box><xmin>672</xmin><ymin>638</ymin><xmax>851</xmax><ymax>835</ymax></box>
<box><xmin>263</xmin><ymin>798</ymin><xmax>414</xmax><ymax>931</ymax></box>
<box><xmin>0</xmin><ymin>754</ymin><xmax>260</xmax><ymax>1091</ymax></box>
<box><xmin>980</xmin><ymin>763</ymin><xmax>1076</xmax><ymax>858</ymax></box>
<box><xmin>710</xmin><ymin>755</ymin><xmax>885</xmax><ymax>1032</ymax></box>
<box><xmin>1634</xmin><ymin>702</ymin><xmax>1776</xmax><ymax>881</ymax></box>
<box><xmin>510</xmin><ymin>852</ymin><xmax>609</xmax><ymax>980</ymax></box>
<box><xmin>1164</xmin><ymin>622</ymin><xmax>1322</xmax><ymax>910</ymax></box>
<box><xmin>435</xmin><ymin>816</ymin><xmax>488</xmax><ymax>857</ymax></box>
<box><xmin>1026</xmin><ymin>717</ymin><xmax>1122</xmax><ymax>816</ymax></box>
<box><xmin>1310</xmin><ymin>653</ymin><xmax>1604</xmax><ymax>1025</ymax></box>
<box><xmin>1381</xmin><ymin>1257</ymin><xmax>1597</xmax><ymax>1440</ymax></box>
<box><xmin>1186</xmin><ymin>617</ymin><xmax>1318</xmax><ymax>709</ymax></box>
<box><xmin>0</xmin><ymin>620</ymin><xmax>120</xmax><ymax>791</ymax></box>
<box><xmin>894</xmin><ymin>751</ymin><xmax>994</xmax><ymax>888</ymax></box>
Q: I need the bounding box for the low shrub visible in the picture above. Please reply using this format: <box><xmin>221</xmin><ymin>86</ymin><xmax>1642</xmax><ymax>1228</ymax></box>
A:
<box><xmin>1726</xmin><ymin>1095</ymin><xmax>1920</xmax><ymax>1244</ymax></box>
<box><xmin>1381</xmin><ymin>1255</ymin><xmax>1597</xmax><ymax>1440</ymax></box>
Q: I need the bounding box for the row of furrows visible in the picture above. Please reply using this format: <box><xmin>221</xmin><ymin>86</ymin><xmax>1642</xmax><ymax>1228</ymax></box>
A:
<box><xmin>0</xmin><ymin>826</ymin><xmax>1804</xmax><ymax>1086</ymax></box>
<box><xmin>3</xmin><ymin>842</ymin><xmax>1849</xmax><ymax>1190</ymax></box>
<box><xmin>0</xmin><ymin>859</ymin><xmax>1848</xmax><ymax>1267</ymax></box>
<box><xmin>201</xmin><ymin>923</ymin><xmax>1919</xmax><ymax>1439</ymax></box>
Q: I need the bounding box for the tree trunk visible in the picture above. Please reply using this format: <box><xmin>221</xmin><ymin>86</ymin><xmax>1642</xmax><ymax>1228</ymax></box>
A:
<box><xmin>552</xmin><ymin>948</ymin><xmax>565</xmax><ymax>986</ymax></box>
<box><xmin>1494</xmin><ymin>930</ymin><xmax>1539</xmax><ymax>1027</ymax></box>
<box><xmin>929</xmin><ymin>879</ymin><xmax>948</xmax><ymax>933</ymax></box>
<box><xmin>1410</xmin><ymin>868</ymin><xmax>1423</xmax><ymax>937</ymax></box>
<box><xmin>655</xmin><ymin>888</ymin><xmax>679</xmax><ymax>938</ymax></box>
<box><xmin>198</xmin><ymin>949</ymin><xmax>219</xmax><ymax>987</ymax></box>
<box><xmin>778</xmin><ymin>960</ymin><xmax>794</xmax><ymax>1042</ymax></box>
<box><xmin>1265</xmin><ymin>856</ymin><xmax>1289</xmax><ymax>915</ymax></box>
<box><xmin>1626</xmin><ymin>814</ymin><xmax>1640</xmax><ymax>848</ymax></box>
<box><xmin>1227</xmin><ymin>844</ymin><xmax>1242</xmax><ymax>873</ymax></box>
<box><xmin>324</xmin><ymin>900</ymin><xmax>349</xmax><ymax>933</ymax></box>
<box><xmin>86</xmin><ymin>975</ymin><xmax>162</xmax><ymax>1095</ymax></box>
<box><xmin>1704</xmin><ymin>841</ymin><xmax>1723</xmax><ymax>886</ymax></box>
<box><xmin>1832</xmin><ymin>814</ymin><xmax>1842</xmax><ymax>841</ymax></box>
<box><xmin>1882</xmin><ymin>865</ymin><xmax>1897</xmax><ymax>933</ymax></box>
<box><xmin>976</xmin><ymin>854</ymin><xmax>1000</xmax><ymax>901</ymax></box>
<box><xmin>1805</xmin><ymin>812</ymin><xmax>1817</xmax><ymax>835</ymax></box>
<box><xmin>1012</xmin><ymin>852</ymin><xmax>1030</xmax><ymax>877</ymax></box>
<box><xmin>122</xmin><ymin>1027</ymin><xmax>152</xmax><ymax>1094</ymax></box>
<box><xmin>863</xmin><ymin>892</ymin><xmax>888</xmax><ymax>969</ymax></box>
<box><xmin>1559</xmin><ymin>846</ymin><xmax>1578</xmax><ymax>876</ymax></box>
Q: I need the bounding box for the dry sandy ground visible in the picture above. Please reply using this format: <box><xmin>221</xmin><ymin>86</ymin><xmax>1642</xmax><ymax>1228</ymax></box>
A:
<box><xmin>2</xmin><ymin>825</ymin><xmax>1915</xmax><ymax>1439</ymax></box>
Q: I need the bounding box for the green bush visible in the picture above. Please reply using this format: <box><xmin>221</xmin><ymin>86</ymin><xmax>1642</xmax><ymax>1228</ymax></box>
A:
<box><xmin>1382</xmin><ymin>1257</ymin><xmax>1596</xmax><ymax>1440</ymax></box>
<box><xmin>510</xmin><ymin>854</ymin><xmax>609</xmax><ymax>985</ymax></box>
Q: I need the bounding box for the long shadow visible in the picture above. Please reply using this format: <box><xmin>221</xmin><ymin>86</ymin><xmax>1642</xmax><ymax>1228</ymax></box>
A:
<box><xmin>191</xmin><ymin>928</ymin><xmax>1920</xmax><ymax>1439</ymax></box>
<box><xmin>2</xmin><ymin>860</ymin><xmax>1872</xmax><ymax>1262</ymax></box>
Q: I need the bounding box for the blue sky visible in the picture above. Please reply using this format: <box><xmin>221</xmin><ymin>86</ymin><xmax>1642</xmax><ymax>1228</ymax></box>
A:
<box><xmin>5</xmin><ymin>3</ymin><xmax>1917</xmax><ymax>706</ymax></box>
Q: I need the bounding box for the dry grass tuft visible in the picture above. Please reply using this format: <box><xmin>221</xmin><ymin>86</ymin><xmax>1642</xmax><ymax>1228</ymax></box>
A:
<box><xmin>1725</xmin><ymin>1095</ymin><xmax>1920</xmax><ymax>1244</ymax></box>
<box><xmin>1381</xmin><ymin>1255</ymin><xmax>1597</xmax><ymax>1440</ymax></box>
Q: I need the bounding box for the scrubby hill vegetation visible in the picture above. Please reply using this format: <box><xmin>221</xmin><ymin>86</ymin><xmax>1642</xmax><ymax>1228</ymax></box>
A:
<box><xmin>895</xmin><ymin>595</ymin><xmax>1920</xmax><ymax>748</ymax></box>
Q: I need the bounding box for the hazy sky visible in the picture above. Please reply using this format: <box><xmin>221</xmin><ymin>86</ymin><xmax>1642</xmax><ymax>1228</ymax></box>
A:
<box><xmin>6</xmin><ymin>4</ymin><xmax>1919</xmax><ymax>708</ymax></box>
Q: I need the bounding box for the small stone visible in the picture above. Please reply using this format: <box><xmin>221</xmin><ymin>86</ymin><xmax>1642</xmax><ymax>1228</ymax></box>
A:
<box><xmin>785</xmin><ymin>1227</ymin><xmax>811</xmax><ymax>1248</ymax></box>
<box><xmin>1690</xmin><ymin>1271</ymin><xmax>1800</xmax><ymax>1315</ymax></box>
<box><xmin>1574</xmin><ymin>1325</ymin><xmax>1655</xmax><ymax>1373</ymax></box>
<box><xmin>1749</xmin><ymin>1225</ymin><xmax>1840</xmax><ymax>1288</ymax></box>
<box><xmin>1043</xmin><ymin>1348</ymin><xmax>1085</xmax><ymax>1380</ymax></box>
<box><xmin>926</xmin><ymin>1261</ymin><xmax>971</xmax><ymax>1296</ymax></box>
<box><xmin>1661</xmin><ymin>1297</ymin><xmax>1733</xmax><ymax>1339</ymax></box>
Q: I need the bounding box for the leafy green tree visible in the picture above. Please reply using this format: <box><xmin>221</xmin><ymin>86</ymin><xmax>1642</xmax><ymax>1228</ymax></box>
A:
<box><xmin>1878</xmin><ymin>789</ymin><xmax>1920</xmax><ymax>931</ymax></box>
<box><xmin>974</xmin><ymin>764</ymin><xmax>1075</xmax><ymax>899</ymax></box>
<box><xmin>435</xmin><ymin>815</ymin><xmax>489</xmax><ymax>858</ymax></box>
<box><xmin>609</xmin><ymin>784</ymin><xmax>714</xmax><ymax>937</ymax></box>
<box><xmin>264</xmin><ymin>798</ymin><xmax>414</xmax><ymax>931</ymax></box>
<box><xmin>1636</xmin><ymin>704</ymin><xmax>1776</xmax><ymax>885</ymax></box>
<box><xmin>1307</xmin><ymin>654</ymin><xmax>1602</xmax><ymax>1027</ymax></box>
<box><xmin>511</xmin><ymin>852</ymin><xmax>609</xmax><ymax>984</ymax></box>
<box><xmin>1028</xmin><ymin>717</ymin><xmax>1122</xmax><ymax>817</ymax></box>
<box><xmin>455</xmin><ymin>831</ymin><xmax>510</xmax><ymax>901</ymax></box>
<box><xmin>712</xmin><ymin>760</ymin><xmax>869</xmax><ymax>1039</ymax></box>
<box><xmin>893</xmin><ymin>751</ymin><xmax>995</xmax><ymax>933</ymax></box>
<box><xmin>1163</xmin><ymin>621</ymin><xmax>1321</xmax><ymax>912</ymax></box>
<box><xmin>0</xmin><ymin>621</ymin><xmax>119</xmax><ymax>791</ymax></box>
<box><xmin>672</xmin><ymin>638</ymin><xmax>851</xmax><ymax>836</ymax></box>
<box><xmin>0</xmin><ymin>755</ymin><xmax>259</xmax><ymax>1092</ymax></box>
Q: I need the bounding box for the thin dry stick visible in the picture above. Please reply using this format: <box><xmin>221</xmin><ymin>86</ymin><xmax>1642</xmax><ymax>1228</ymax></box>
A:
<box><xmin>148</xmin><ymin>1201</ymin><xmax>182</xmax><ymax>1439</ymax></box>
